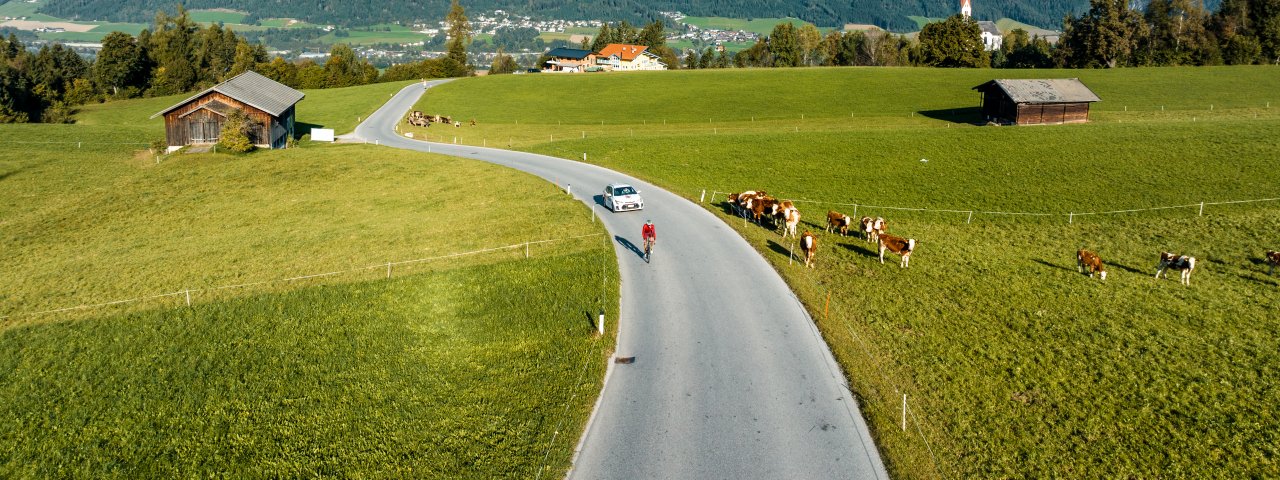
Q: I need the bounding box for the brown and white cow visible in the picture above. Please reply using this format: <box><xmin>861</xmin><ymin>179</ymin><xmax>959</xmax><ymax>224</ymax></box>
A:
<box><xmin>1076</xmin><ymin>249</ymin><xmax>1107</xmax><ymax>280</ymax></box>
<box><xmin>730</xmin><ymin>191</ymin><xmax>764</xmax><ymax>218</ymax></box>
<box><xmin>1155</xmin><ymin>252</ymin><xmax>1196</xmax><ymax>285</ymax></box>
<box><xmin>781</xmin><ymin>206</ymin><xmax>801</xmax><ymax>239</ymax></box>
<box><xmin>861</xmin><ymin>216</ymin><xmax>886</xmax><ymax>243</ymax></box>
<box><xmin>799</xmin><ymin>231</ymin><xmax>816</xmax><ymax>268</ymax></box>
<box><xmin>1265</xmin><ymin>250</ymin><xmax>1280</xmax><ymax>275</ymax></box>
<box><xmin>878</xmin><ymin>233</ymin><xmax>916</xmax><ymax>268</ymax></box>
<box><xmin>826</xmin><ymin>211</ymin><xmax>853</xmax><ymax>236</ymax></box>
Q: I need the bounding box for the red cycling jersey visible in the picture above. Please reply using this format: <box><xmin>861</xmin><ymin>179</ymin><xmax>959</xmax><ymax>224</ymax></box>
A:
<box><xmin>642</xmin><ymin>223</ymin><xmax>656</xmax><ymax>241</ymax></box>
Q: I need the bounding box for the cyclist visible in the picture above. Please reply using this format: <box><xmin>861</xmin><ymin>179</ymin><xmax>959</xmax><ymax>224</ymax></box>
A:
<box><xmin>641</xmin><ymin>220</ymin><xmax>657</xmax><ymax>260</ymax></box>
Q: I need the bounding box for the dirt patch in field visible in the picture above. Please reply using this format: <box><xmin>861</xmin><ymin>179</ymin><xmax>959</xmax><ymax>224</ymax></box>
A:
<box><xmin>0</xmin><ymin>20</ymin><xmax>96</xmax><ymax>33</ymax></box>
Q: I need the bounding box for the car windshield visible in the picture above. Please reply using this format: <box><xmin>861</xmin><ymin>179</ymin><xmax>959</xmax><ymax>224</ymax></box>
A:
<box><xmin>614</xmin><ymin>186</ymin><xmax>636</xmax><ymax>195</ymax></box>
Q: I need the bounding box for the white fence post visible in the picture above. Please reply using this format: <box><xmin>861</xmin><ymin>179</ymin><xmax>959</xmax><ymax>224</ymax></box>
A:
<box><xmin>1069</xmin><ymin>212</ymin><xmax>1074</xmax><ymax>224</ymax></box>
<box><xmin>387</xmin><ymin>262</ymin><xmax>392</xmax><ymax>279</ymax></box>
<box><xmin>1199</xmin><ymin>202</ymin><xmax>1205</xmax><ymax>216</ymax></box>
<box><xmin>967</xmin><ymin>211</ymin><xmax>974</xmax><ymax>224</ymax></box>
<box><xmin>902</xmin><ymin>394</ymin><xmax>907</xmax><ymax>432</ymax></box>
<box><xmin>525</xmin><ymin>242</ymin><xmax>529</xmax><ymax>259</ymax></box>
<box><xmin>185</xmin><ymin>289</ymin><xmax>191</xmax><ymax>307</ymax></box>
<box><xmin>700</xmin><ymin>190</ymin><xmax>706</xmax><ymax>203</ymax></box>
<box><xmin>598</xmin><ymin>310</ymin><xmax>605</xmax><ymax>335</ymax></box>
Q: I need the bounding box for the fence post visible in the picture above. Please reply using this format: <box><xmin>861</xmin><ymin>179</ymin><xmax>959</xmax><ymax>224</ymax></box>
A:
<box><xmin>592</xmin><ymin>205</ymin><xmax>596</xmax><ymax>223</ymax></box>
<box><xmin>387</xmin><ymin>262</ymin><xmax>392</xmax><ymax>279</ymax></box>
<box><xmin>853</xmin><ymin>204</ymin><xmax>858</xmax><ymax>218</ymax></box>
<box><xmin>789</xmin><ymin>241</ymin><xmax>794</xmax><ymax>265</ymax></box>
<box><xmin>1069</xmin><ymin>212</ymin><xmax>1074</xmax><ymax>224</ymax></box>
<box><xmin>525</xmin><ymin>242</ymin><xmax>529</xmax><ymax>259</ymax></box>
<box><xmin>1199</xmin><ymin>202</ymin><xmax>1205</xmax><ymax>216</ymax></box>
<box><xmin>185</xmin><ymin>289</ymin><xmax>191</xmax><ymax>307</ymax></box>
<box><xmin>967</xmin><ymin>211</ymin><xmax>974</xmax><ymax>224</ymax></box>
<box><xmin>598</xmin><ymin>309</ymin><xmax>605</xmax><ymax>335</ymax></box>
<box><xmin>582</xmin><ymin>152</ymin><xmax>587</xmax><ymax>161</ymax></box>
<box><xmin>700</xmin><ymin>189</ymin><xmax>706</xmax><ymax>203</ymax></box>
<box><xmin>902</xmin><ymin>394</ymin><xmax>907</xmax><ymax>432</ymax></box>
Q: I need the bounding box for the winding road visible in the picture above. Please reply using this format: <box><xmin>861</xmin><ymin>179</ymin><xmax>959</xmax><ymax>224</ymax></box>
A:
<box><xmin>354</xmin><ymin>81</ymin><xmax>888</xmax><ymax>479</ymax></box>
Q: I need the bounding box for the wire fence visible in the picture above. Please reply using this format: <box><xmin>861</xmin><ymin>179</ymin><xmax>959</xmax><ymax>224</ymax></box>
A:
<box><xmin>0</xmin><ymin>232</ymin><xmax>606</xmax><ymax>323</ymax></box>
<box><xmin>705</xmin><ymin>190</ymin><xmax>1280</xmax><ymax>224</ymax></box>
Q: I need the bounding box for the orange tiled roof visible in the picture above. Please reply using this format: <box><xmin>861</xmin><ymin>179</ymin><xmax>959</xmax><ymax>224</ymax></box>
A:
<box><xmin>598</xmin><ymin>43</ymin><xmax>650</xmax><ymax>61</ymax></box>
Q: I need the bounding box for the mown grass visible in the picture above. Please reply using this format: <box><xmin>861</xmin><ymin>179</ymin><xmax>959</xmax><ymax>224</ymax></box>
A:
<box><xmin>420</xmin><ymin>66</ymin><xmax>1280</xmax><ymax>477</ymax></box>
<box><xmin>0</xmin><ymin>249</ymin><xmax>616</xmax><ymax>478</ymax></box>
<box><xmin>188</xmin><ymin>9</ymin><xmax>248</xmax><ymax>24</ymax></box>
<box><xmin>1</xmin><ymin>81</ymin><xmax>619</xmax><ymax>476</ymax></box>
<box><xmin>679</xmin><ymin>16</ymin><xmax>813</xmax><ymax>36</ymax></box>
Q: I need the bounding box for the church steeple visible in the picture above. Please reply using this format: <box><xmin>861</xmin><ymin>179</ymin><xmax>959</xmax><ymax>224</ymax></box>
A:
<box><xmin>961</xmin><ymin>0</ymin><xmax>972</xmax><ymax>18</ymax></box>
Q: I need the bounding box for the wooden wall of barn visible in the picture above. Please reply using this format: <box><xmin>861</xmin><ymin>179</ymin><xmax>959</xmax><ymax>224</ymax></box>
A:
<box><xmin>1014</xmin><ymin>103</ymin><xmax>1090</xmax><ymax>125</ymax></box>
<box><xmin>163</xmin><ymin>92</ymin><xmax>273</xmax><ymax>147</ymax></box>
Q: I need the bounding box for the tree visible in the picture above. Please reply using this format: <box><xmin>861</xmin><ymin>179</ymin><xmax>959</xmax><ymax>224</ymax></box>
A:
<box><xmin>0</xmin><ymin>61</ymin><xmax>32</xmax><ymax>122</ymax></box>
<box><xmin>768</xmin><ymin>23</ymin><xmax>801</xmax><ymax>67</ymax></box>
<box><xmin>637</xmin><ymin>21</ymin><xmax>666</xmax><ymax>50</ymax></box>
<box><xmin>148</xmin><ymin>6</ymin><xmax>200</xmax><ymax>94</ymax></box>
<box><xmin>94</xmin><ymin>31</ymin><xmax>147</xmax><ymax>97</ymax></box>
<box><xmin>218</xmin><ymin>109</ymin><xmax>256</xmax><ymax>153</ymax></box>
<box><xmin>444</xmin><ymin>0</ymin><xmax>471</xmax><ymax>71</ymax></box>
<box><xmin>797</xmin><ymin>24</ymin><xmax>823</xmax><ymax>65</ymax></box>
<box><xmin>1141</xmin><ymin>0</ymin><xmax>1218</xmax><ymax>65</ymax></box>
<box><xmin>683</xmin><ymin>49</ymin><xmax>700</xmax><ymax>69</ymax></box>
<box><xmin>918</xmin><ymin>15</ymin><xmax>990</xmax><ymax>67</ymax></box>
<box><xmin>1061</xmin><ymin>0</ymin><xmax>1150</xmax><ymax>68</ymax></box>
<box><xmin>490</xmin><ymin>47</ymin><xmax>519</xmax><ymax>74</ymax></box>
<box><xmin>590</xmin><ymin>24</ymin><xmax>613</xmax><ymax>52</ymax></box>
<box><xmin>228</xmin><ymin>42</ymin><xmax>267</xmax><ymax>78</ymax></box>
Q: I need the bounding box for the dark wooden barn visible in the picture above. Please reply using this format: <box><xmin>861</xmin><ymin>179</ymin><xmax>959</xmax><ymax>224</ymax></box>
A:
<box><xmin>973</xmin><ymin>79</ymin><xmax>1101</xmax><ymax>125</ymax></box>
<box><xmin>151</xmin><ymin>71</ymin><xmax>305</xmax><ymax>151</ymax></box>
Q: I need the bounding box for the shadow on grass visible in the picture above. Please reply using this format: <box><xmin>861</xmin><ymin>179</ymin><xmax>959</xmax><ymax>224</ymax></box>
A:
<box><xmin>766</xmin><ymin>240</ymin><xmax>793</xmax><ymax>260</ymax></box>
<box><xmin>614</xmin><ymin>235</ymin><xmax>645</xmax><ymax>260</ymax></box>
<box><xmin>839</xmin><ymin>242</ymin><xmax>878</xmax><ymax>259</ymax></box>
<box><xmin>1111</xmin><ymin>262</ymin><xmax>1150</xmax><ymax>276</ymax></box>
<box><xmin>1032</xmin><ymin>258</ymin><xmax>1075</xmax><ymax>273</ymax></box>
<box><xmin>582</xmin><ymin>310</ymin><xmax>602</xmax><ymax>331</ymax></box>
<box><xmin>295</xmin><ymin>121</ymin><xmax>325</xmax><ymax>139</ymax></box>
<box><xmin>916</xmin><ymin>107</ymin><xmax>984</xmax><ymax>125</ymax></box>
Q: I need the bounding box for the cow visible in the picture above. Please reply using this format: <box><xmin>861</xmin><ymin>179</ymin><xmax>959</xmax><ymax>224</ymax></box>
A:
<box><xmin>878</xmin><ymin>233</ymin><xmax>916</xmax><ymax>268</ymax></box>
<box><xmin>799</xmin><ymin>231</ymin><xmax>816</xmax><ymax>268</ymax></box>
<box><xmin>1155</xmin><ymin>252</ymin><xmax>1196</xmax><ymax>285</ymax></box>
<box><xmin>861</xmin><ymin>216</ymin><xmax>886</xmax><ymax>243</ymax></box>
<box><xmin>728</xmin><ymin>191</ymin><xmax>763</xmax><ymax>218</ymax></box>
<box><xmin>826</xmin><ymin>211</ymin><xmax>852</xmax><ymax>236</ymax></box>
<box><xmin>1076</xmin><ymin>249</ymin><xmax>1107</xmax><ymax>280</ymax></box>
<box><xmin>470</xmin><ymin>118</ymin><xmax>477</xmax><ymax>126</ymax></box>
<box><xmin>1266</xmin><ymin>250</ymin><xmax>1280</xmax><ymax>275</ymax></box>
<box><xmin>781</xmin><ymin>206</ymin><xmax>801</xmax><ymax>239</ymax></box>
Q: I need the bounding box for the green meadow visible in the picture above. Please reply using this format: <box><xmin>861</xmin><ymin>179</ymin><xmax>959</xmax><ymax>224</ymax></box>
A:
<box><xmin>679</xmin><ymin>16</ymin><xmax>813</xmax><ymax>36</ymax></box>
<box><xmin>413</xmin><ymin>66</ymin><xmax>1280</xmax><ymax>477</ymax></box>
<box><xmin>1</xmin><ymin>81</ymin><xmax>617</xmax><ymax>476</ymax></box>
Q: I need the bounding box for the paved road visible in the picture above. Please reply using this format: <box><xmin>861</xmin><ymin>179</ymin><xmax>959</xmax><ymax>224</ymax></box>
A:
<box><xmin>355</xmin><ymin>81</ymin><xmax>888</xmax><ymax>479</ymax></box>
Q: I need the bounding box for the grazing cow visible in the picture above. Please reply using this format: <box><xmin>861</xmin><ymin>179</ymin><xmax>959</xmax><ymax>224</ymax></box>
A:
<box><xmin>1155</xmin><ymin>252</ymin><xmax>1196</xmax><ymax>285</ymax></box>
<box><xmin>1265</xmin><ymin>250</ymin><xmax>1280</xmax><ymax>275</ymax></box>
<box><xmin>470</xmin><ymin>119</ymin><xmax>477</xmax><ymax>126</ymax></box>
<box><xmin>861</xmin><ymin>216</ymin><xmax>886</xmax><ymax>243</ymax></box>
<box><xmin>439</xmin><ymin>115</ymin><xmax>453</xmax><ymax>124</ymax></box>
<box><xmin>781</xmin><ymin>207</ymin><xmax>801</xmax><ymax>238</ymax></box>
<box><xmin>878</xmin><ymin>233</ymin><xmax>916</xmax><ymax>268</ymax></box>
<box><xmin>799</xmin><ymin>231</ymin><xmax>816</xmax><ymax>268</ymax></box>
<box><xmin>826</xmin><ymin>211</ymin><xmax>852</xmax><ymax>236</ymax></box>
<box><xmin>728</xmin><ymin>191</ymin><xmax>763</xmax><ymax>218</ymax></box>
<box><xmin>1076</xmin><ymin>249</ymin><xmax>1107</xmax><ymax>280</ymax></box>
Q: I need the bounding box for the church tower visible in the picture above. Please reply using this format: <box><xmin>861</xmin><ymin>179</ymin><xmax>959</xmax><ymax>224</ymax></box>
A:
<box><xmin>961</xmin><ymin>0</ymin><xmax>972</xmax><ymax>18</ymax></box>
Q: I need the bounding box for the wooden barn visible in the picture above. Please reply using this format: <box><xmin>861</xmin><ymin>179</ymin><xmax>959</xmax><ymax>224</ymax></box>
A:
<box><xmin>972</xmin><ymin>79</ymin><xmax>1101</xmax><ymax>125</ymax></box>
<box><xmin>151</xmin><ymin>71</ymin><xmax>305</xmax><ymax>151</ymax></box>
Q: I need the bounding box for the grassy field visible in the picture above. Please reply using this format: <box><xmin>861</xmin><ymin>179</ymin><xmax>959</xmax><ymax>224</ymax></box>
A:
<box><xmin>1</xmin><ymin>79</ymin><xmax>618</xmax><ymax>476</ymax></box>
<box><xmin>411</xmin><ymin>66</ymin><xmax>1280</xmax><ymax>477</ymax></box>
<box><xmin>188</xmin><ymin>9</ymin><xmax>248</xmax><ymax>24</ymax></box>
<box><xmin>679</xmin><ymin>16</ymin><xmax>812</xmax><ymax>36</ymax></box>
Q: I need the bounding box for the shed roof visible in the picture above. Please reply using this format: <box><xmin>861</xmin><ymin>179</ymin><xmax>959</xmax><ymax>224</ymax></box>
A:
<box><xmin>545</xmin><ymin>47</ymin><xmax>593</xmax><ymax>60</ymax></box>
<box><xmin>152</xmin><ymin>70</ymin><xmax>305</xmax><ymax>119</ymax></box>
<box><xmin>973</xmin><ymin>79</ymin><xmax>1101</xmax><ymax>104</ymax></box>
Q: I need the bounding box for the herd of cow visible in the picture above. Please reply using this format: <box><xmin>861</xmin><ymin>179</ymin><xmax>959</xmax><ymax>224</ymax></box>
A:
<box><xmin>727</xmin><ymin>190</ymin><xmax>1280</xmax><ymax>284</ymax></box>
<box><xmin>405</xmin><ymin>111</ymin><xmax>475</xmax><ymax>128</ymax></box>
<box><xmin>726</xmin><ymin>191</ymin><xmax>914</xmax><ymax>269</ymax></box>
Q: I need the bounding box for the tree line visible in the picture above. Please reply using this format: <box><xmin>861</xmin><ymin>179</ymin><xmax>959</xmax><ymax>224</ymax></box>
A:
<box><xmin>0</xmin><ymin>2</ymin><xmax>476</xmax><ymax>123</ymax></box>
<box><xmin>679</xmin><ymin>0</ymin><xmax>1277</xmax><ymax>69</ymax></box>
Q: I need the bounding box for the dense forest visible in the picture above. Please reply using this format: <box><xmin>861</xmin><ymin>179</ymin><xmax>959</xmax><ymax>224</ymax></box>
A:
<box><xmin>27</xmin><ymin>0</ymin><xmax>1222</xmax><ymax>31</ymax></box>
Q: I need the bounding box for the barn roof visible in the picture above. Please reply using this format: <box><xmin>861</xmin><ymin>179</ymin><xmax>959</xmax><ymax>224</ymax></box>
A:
<box><xmin>545</xmin><ymin>47</ymin><xmax>593</xmax><ymax>60</ymax></box>
<box><xmin>151</xmin><ymin>70</ymin><xmax>305</xmax><ymax>119</ymax></box>
<box><xmin>973</xmin><ymin>79</ymin><xmax>1101</xmax><ymax>104</ymax></box>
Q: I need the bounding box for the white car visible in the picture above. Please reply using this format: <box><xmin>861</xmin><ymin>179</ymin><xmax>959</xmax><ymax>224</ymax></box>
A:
<box><xmin>604</xmin><ymin>183</ymin><xmax>644</xmax><ymax>212</ymax></box>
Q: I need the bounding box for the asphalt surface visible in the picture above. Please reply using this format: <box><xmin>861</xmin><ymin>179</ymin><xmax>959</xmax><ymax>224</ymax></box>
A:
<box><xmin>354</xmin><ymin>81</ymin><xmax>889</xmax><ymax>479</ymax></box>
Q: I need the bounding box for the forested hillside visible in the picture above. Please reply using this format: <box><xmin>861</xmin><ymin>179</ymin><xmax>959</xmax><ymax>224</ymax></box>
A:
<box><xmin>22</xmin><ymin>0</ymin><xmax>1224</xmax><ymax>32</ymax></box>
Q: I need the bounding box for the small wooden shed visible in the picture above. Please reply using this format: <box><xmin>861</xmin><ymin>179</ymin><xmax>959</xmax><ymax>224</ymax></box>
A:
<box><xmin>151</xmin><ymin>71</ymin><xmax>305</xmax><ymax>151</ymax></box>
<box><xmin>972</xmin><ymin>79</ymin><xmax>1101</xmax><ymax>125</ymax></box>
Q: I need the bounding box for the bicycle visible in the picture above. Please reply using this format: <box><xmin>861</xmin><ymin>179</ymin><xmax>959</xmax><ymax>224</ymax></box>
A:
<box><xmin>643</xmin><ymin>239</ymin><xmax>654</xmax><ymax>263</ymax></box>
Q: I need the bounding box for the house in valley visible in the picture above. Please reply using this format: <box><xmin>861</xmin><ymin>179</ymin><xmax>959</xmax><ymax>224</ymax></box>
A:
<box><xmin>596</xmin><ymin>44</ymin><xmax>667</xmax><ymax>71</ymax></box>
<box><xmin>972</xmin><ymin>78</ymin><xmax>1101</xmax><ymax>125</ymax></box>
<box><xmin>543</xmin><ymin>47</ymin><xmax>596</xmax><ymax>72</ymax></box>
<box><xmin>151</xmin><ymin>71</ymin><xmax>305</xmax><ymax>152</ymax></box>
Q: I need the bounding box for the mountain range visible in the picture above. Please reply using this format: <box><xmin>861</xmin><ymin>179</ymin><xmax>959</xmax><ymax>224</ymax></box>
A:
<box><xmin>30</xmin><ymin>0</ymin><xmax>1224</xmax><ymax>32</ymax></box>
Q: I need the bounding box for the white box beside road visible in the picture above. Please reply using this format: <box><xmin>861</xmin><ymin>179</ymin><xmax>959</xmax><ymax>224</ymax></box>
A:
<box><xmin>311</xmin><ymin>128</ymin><xmax>335</xmax><ymax>142</ymax></box>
